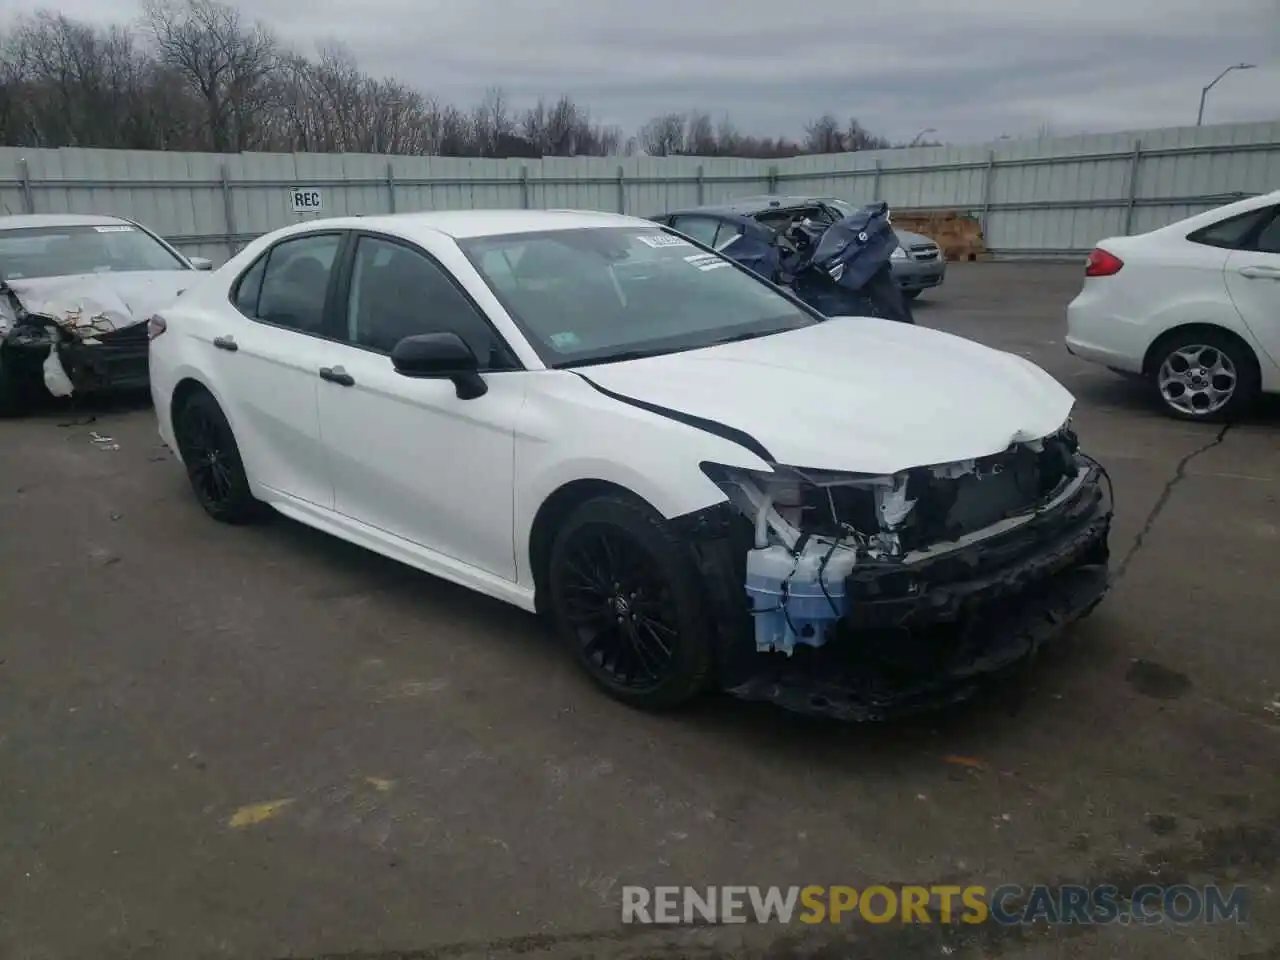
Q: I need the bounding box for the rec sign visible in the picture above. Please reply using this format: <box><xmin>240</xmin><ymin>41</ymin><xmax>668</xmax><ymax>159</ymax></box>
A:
<box><xmin>289</xmin><ymin>187</ymin><xmax>324</xmax><ymax>213</ymax></box>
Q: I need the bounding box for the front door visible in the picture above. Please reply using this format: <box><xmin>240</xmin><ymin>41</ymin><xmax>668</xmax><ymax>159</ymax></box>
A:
<box><xmin>315</xmin><ymin>232</ymin><xmax>525</xmax><ymax>581</ymax></box>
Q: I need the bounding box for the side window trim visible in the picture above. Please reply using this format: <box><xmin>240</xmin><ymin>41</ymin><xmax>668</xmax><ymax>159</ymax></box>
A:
<box><xmin>227</xmin><ymin>230</ymin><xmax>351</xmax><ymax>341</ymax></box>
<box><xmin>1246</xmin><ymin>207</ymin><xmax>1280</xmax><ymax>255</ymax></box>
<box><xmin>333</xmin><ymin>230</ymin><xmax>525</xmax><ymax>371</ymax></box>
<box><xmin>1186</xmin><ymin>207</ymin><xmax>1275</xmax><ymax>250</ymax></box>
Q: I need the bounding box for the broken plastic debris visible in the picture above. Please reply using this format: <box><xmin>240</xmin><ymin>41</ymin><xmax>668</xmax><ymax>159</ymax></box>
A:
<box><xmin>42</xmin><ymin>345</ymin><xmax>74</xmax><ymax>397</ymax></box>
<box><xmin>90</xmin><ymin>432</ymin><xmax>120</xmax><ymax>451</ymax></box>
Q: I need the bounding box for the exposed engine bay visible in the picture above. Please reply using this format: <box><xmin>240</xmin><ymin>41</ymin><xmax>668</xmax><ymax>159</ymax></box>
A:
<box><xmin>683</xmin><ymin>423</ymin><xmax>1113</xmax><ymax>720</ymax></box>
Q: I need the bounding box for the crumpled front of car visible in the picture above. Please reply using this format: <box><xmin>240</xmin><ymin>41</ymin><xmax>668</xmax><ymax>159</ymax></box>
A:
<box><xmin>0</xmin><ymin>277</ymin><xmax>150</xmax><ymax>397</ymax></box>
<box><xmin>677</xmin><ymin>419</ymin><xmax>1113</xmax><ymax>721</ymax></box>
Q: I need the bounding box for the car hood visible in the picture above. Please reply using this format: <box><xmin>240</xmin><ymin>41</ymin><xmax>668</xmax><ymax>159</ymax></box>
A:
<box><xmin>574</xmin><ymin>319</ymin><xmax>1075</xmax><ymax>476</ymax></box>
<box><xmin>0</xmin><ymin>270</ymin><xmax>193</xmax><ymax>339</ymax></box>
<box><xmin>894</xmin><ymin>228</ymin><xmax>934</xmax><ymax>247</ymax></box>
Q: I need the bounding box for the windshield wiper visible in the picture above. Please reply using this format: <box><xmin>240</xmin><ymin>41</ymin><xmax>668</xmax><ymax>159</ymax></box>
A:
<box><xmin>703</xmin><ymin>328</ymin><xmax>792</xmax><ymax>347</ymax></box>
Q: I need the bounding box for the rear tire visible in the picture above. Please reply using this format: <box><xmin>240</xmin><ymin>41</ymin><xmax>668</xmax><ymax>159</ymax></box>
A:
<box><xmin>546</xmin><ymin>494</ymin><xmax>714</xmax><ymax>711</ymax></box>
<box><xmin>1147</xmin><ymin>328</ymin><xmax>1260</xmax><ymax>423</ymax></box>
<box><xmin>172</xmin><ymin>388</ymin><xmax>268</xmax><ymax>524</ymax></box>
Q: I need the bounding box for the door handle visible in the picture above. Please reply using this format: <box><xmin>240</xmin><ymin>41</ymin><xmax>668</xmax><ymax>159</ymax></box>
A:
<box><xmin>1237</xmin><ymin>265</ymin><xmax>1280</xmax><ymax>280</ymax></box>
<box><xmin>318</xmin><ymin>366</ymin><xmax>355</xmax><ymax>386</ymax></box>
<box><xmin>212</xmin><ymin>335</ymin><xmax>238</xmax><ymax>352</ymax></box>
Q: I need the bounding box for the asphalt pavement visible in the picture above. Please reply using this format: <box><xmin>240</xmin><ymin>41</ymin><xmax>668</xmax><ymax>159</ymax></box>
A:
<box><xmin>1</xmin><ymin>263</ymin><xmax>1278</xmax><ymax>960</ymax></box>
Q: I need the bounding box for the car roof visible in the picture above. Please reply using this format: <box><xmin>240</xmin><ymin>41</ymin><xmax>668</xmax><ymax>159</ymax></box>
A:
<box><xmin>667</xmin><ymin>195</ymin><xmax>833</xmax><ymax>216</ymax></box>
<box><xmin>0</xmin><ymin>213</ymin><xmax>135</xmax><ymax>231</ymax></box>
<box><xmin>289</xmin><ymin>208</ymin><xmax>651</xmax><ymax>241</ymax></box>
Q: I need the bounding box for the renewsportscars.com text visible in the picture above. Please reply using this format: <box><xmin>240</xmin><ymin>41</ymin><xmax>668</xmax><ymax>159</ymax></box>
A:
<box><xmin>621</xmin><ymin>884</ymin><xmax>1250</xmax><ymax>926</ymax></box>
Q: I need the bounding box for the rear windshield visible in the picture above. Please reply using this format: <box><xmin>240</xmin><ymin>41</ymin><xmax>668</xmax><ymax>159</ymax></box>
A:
<box><xmin>457</xmin><ymin>226</ymin><xmax>818</xmax><ymax>367</ymax></box>
<box><xmin>0</xmin><ymin>224</ymin><xmax>187</xmax><ymax>279</ymax></box>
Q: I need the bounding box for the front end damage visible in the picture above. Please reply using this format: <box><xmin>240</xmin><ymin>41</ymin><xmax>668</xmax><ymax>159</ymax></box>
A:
<box><xmin>0</xmin><ymin>275</ymin><xmax>152</xmax><ymax>400</ymax></box>
<box><xmin>671</xmin><ymin>424</ymin><xmax>1112</xmax><ymax>721</ymax></box>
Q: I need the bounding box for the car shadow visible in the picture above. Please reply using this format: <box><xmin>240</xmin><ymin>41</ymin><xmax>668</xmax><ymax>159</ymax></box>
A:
<box><xmin>17</xmin><ymin>386</ymin><xmax>154</xmax><ymax>423</ymax></box>
<box><xmin>235</xmin><ymin>502</ymin><xmax>1109</xmax><ymax>778</ymax></box>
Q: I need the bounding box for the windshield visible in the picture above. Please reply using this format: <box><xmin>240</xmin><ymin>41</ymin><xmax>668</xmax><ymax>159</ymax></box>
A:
<box><xmin>0</xmin><ymin>224</ymin><xmax>187</xmax><ymax>280</ymax></box>
<box><xmin>457</xmin><ymin>226</ymin><xmax>819</xmax><ymax>367</ymax></box>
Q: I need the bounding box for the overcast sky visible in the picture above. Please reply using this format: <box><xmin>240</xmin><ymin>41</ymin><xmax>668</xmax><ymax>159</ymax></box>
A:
<box><xmin>2</xmin><ymin>0</ymin><xmax>1277</xmax><ymax>143</ymax></box>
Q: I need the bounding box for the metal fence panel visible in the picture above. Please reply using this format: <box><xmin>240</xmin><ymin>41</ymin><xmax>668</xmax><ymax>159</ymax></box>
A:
<box><xmin>0</xmin><ymin>119</ymin><xmax>1276</xmax><ymax>265</ymax></box>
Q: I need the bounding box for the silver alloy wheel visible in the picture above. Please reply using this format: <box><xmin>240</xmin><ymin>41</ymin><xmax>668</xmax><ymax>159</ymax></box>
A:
<box><xmin>1157</xmin><ymin>344</ymin><xmax>1237</xmax><ymax>417</ymax></box>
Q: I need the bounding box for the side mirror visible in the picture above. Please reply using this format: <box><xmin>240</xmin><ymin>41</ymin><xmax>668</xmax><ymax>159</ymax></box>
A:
<box><xmin>390</xmin><ymin>331</ymin><xmax>488</xmax><ymax>399</ymax></box>
<box><xmin>189</xmin><ymin>256</ymin><xmax>214</xmax><ymax>271</ymax></box>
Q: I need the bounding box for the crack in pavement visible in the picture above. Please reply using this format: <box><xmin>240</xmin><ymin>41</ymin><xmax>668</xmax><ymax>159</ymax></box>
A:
<box><xmin>1114</xmin><ymin>423</ymin><xmax>1231</xmax><ymax>581</ymax></box>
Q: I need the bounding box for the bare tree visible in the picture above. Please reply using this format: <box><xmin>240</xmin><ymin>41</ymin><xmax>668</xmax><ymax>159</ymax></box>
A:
<box><xmin>844</xmin><ymin>117</ymin><xmax>889</xmax><ymax>152</ymax></box>
<box><xmin>803</xmin><ymin>113</ymin><xmax>844</xmax><ymax>154</ymax></box>
<box><xmin>638</xmin><ymin>112</ymin><xmax>685</xmax><ymax>156</ymax></box>
<box><xmin>141</xmin><ymin>0</ymin><xmax>277</xmax><ymax>151</ymax></box>
<box><xmin>684</xmin><ymin>111</ymin><xmax>717</xmax><ymax>155</ymax></box>
<box><xmin>0</xmin><ymin>4</ymin><xmax>892</xmax><ymax>159</ymax></box>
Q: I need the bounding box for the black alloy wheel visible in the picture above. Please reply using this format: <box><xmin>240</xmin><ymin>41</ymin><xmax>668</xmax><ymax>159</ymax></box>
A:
<box><xmin>547</xmin><ymin>495</ymin><xmax>713</xmax><ymax>710</ymax></box>
<box><xmin>173</xmin><ymin>389</ymin><xmax>266</xmax><ymax>524</ymax></box>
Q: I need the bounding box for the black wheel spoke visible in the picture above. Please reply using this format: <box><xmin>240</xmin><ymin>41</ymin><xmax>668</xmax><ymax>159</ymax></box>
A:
<box><xmin>558</xmin><ymin>523</ymin><xmax>681</xmax><ymax>692</ymax></box>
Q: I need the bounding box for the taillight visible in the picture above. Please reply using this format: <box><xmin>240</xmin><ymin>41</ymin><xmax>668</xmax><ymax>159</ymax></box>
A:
<box><xmin>1085</xmin><ymin>247</ymin><xmax>1124</xmax><ymax>277</ymax></box>
<box><xmin>146</xmin><ymin>315</ymin><xmax>168</xmax><ymax>339</ymax></box>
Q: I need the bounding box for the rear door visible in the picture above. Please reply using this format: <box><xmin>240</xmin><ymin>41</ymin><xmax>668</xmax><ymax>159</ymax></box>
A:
<box><xmin>1222</xmin><ymin>205</ymin><xmax>1280</xmax><ymax>371</ymax></box>
<box><xmin>217</xmin><ymin>230</ymin><xmax>347</xmax><ymax>508</ymax></box>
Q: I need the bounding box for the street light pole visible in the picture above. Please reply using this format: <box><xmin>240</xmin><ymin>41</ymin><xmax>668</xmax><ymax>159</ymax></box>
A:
<box><xmin>909</xmin><ymin>127</ymin><xmax>936</xmax><ymax>147</ymax></box>
<box><xmin>1197</xmin><ymin>63</ymin><xmax>1256</xmax><ymax>125</ymax></box>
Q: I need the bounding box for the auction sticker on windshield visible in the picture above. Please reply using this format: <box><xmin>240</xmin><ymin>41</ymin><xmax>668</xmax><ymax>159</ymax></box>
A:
<box><xmin>634</xmin><ymin>234</ymin><xmax>692</xmax><ymax>248</ymax></box>
<box><xmin>684</xmin><ymin>252</ymin><xmax>730</xmax><ymax>272</ymax></box>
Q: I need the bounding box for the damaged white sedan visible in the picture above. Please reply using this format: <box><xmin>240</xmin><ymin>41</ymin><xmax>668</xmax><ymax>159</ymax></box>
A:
<box><xmin>0</xmin><ymin>213</ymin><xmax>212</xmax><ymax>416</ymax></box>
<box><xmin>149</xmin><ymin>209</ymin><xmax>1113</xmax><ymax>720</ymax></box>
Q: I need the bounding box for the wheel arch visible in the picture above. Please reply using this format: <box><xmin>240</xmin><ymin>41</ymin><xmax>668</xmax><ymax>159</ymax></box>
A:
<box><xmin>171</xmin><ymin>375</ymin><xmax>214</xmax><ymax>414</ymax></box>
<box><xmin>527</xmin><ymin>479</ymin><xmax>659</xmax><ymax>616</ymax></box>
<box><xmin>1141</xmin><ymin>322</ymin><xmax>1262</xmax><ymax>379</ymax></box>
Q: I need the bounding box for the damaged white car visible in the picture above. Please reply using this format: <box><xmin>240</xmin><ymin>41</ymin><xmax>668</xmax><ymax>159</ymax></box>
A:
<box><xmin>0</xmin><ymin>213</ymin><xmax>212</xmax><ymax>416</ymax></box>
<box><xmin>149</xmin><ymin>210</ymin><xmax>1114</xmax><ymax>720</ymax></box>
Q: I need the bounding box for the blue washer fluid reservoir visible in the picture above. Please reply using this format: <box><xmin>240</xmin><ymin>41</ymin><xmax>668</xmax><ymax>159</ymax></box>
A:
<box><xmin>745</xmin><ymin>539</ymin><xmax>860</xmax><ymax>656</ymax></box>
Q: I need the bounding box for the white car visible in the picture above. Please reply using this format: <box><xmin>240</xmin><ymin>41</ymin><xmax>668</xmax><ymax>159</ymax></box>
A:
<box><xmin>0</xmin><ymin>213</ymin><xmax>213</xmax><ymax>415</ymax></box>
<box><xmin>148</xmin><ymin>209</ymin><xmax>1113</xmax><ymax>721</ymax></box>
<box><xmin>1066</xmin><ymin>190</ymin><xmax>1280</xmax><ymax>421</ymax></box>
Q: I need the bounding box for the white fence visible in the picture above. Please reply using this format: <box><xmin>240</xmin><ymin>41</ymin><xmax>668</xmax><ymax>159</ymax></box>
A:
<box><xmin>1</xmin><ymin>119</ymin><xmax>1277</xmax><ymax>265</ymax></box>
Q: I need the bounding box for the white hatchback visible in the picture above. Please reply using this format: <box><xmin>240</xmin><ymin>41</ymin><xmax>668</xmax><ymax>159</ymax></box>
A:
<box><xmin>1066</xmin><ymin>190</ymin><xmax>1280</xmax><ymax>421</ymax></box>
<box><xmin>148</xmin><ymin>209</ymin><xmax>1113</xmax><ymax>721</ymax></box>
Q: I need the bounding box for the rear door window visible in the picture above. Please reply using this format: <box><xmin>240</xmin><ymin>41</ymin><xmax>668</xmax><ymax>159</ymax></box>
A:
<box><xmin>669</xmin><ymin>216</ymin><xmax>721</xmax><ymax>248</ymax></box>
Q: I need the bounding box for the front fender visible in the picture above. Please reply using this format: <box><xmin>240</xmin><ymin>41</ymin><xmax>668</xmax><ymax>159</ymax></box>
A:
<box><xmin>511</xmin><ymin>370</ymin><xmax>772</xmax><ymax>587</ymax></box>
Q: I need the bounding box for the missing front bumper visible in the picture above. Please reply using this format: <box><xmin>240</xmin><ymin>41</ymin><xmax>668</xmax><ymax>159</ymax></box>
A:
<box><xmin>686</xmin><ymin>462</ymin><xmax>1113</xmax><ymax>722</ymax></box>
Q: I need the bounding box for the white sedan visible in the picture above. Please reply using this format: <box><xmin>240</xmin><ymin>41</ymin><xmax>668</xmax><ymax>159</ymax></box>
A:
<box><xmin>1066</xmin><ymin>190</ymin><xmax>1280</xmax><ymax>421</ymax></box>
<box><xmin>148</xmin><ymin>209</ymin><xmax>1113</xmax><ymax>721</ymax></box>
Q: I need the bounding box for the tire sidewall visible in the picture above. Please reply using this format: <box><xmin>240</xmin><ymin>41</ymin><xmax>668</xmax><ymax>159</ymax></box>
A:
<box><xmin>173</xmin><ymin>389</ymin><xmax>263</xmax><ymax>523</ymax></box>
<box><xmin>546</xmin><ymin>495</ymin><xmax>714</xmax><ymax>710</ymax></box>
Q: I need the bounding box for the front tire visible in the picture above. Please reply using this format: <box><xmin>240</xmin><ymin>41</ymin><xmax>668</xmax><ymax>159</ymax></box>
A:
<box><xmin>0</xmin><ymin>356</ymin><xmax>32</xmax><ymax>418</ymax></box>
<box><xmin>546</xmin><ymin>494</ymin><xmax>714</xmax><ymax>711</ymax></box>
<box><xmin>903</xmin><ymin>289</ymin><xmax>922</xmax><ymax>301</ymax></box>
<box><xmin>172</xmin><ymin>388</ymin><xmax>267</xmax><ymax>524</ymax></box>
<box><xmin>1149</xmin><ymin>329</ymin><xmax>1259</xmax><ymax>422</ymax></box>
